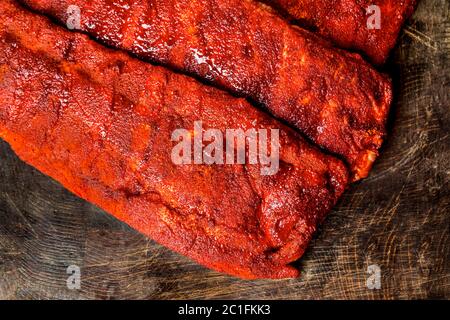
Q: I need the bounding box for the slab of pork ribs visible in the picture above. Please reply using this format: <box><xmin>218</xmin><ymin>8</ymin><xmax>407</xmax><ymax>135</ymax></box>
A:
<box><xmin>264</xmin><ymin>0</ymin><xmax>418</xmax><ymax>65</ymax></box>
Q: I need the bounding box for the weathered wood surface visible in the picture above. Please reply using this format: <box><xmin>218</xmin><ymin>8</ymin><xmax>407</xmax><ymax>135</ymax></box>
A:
<box><xmin>0</xmin><ymin>0</ymin><xmax>448</xmax><ymax>300</ymax></box>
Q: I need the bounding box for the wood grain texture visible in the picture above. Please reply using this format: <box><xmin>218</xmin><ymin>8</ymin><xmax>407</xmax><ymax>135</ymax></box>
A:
<box><xmin>0</xmin><ymin>0</ymin><xmax>449</xmax><ymax>299</ymax></box>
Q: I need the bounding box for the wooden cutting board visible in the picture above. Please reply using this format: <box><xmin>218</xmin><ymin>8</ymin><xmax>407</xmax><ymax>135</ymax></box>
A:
<box><xmin>0</xmin><ymin>0</ymin><xmax>448</xmax><ymax>299</ymax></box>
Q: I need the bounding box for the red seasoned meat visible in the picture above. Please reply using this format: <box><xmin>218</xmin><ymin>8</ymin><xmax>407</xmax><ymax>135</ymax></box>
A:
<box><xmin>264</xmin><ymin>0</ymin><xmax>418</xmax><ymax>64</ymax></box>
<box><xmin>20</xmin><ymin>0</ymin><xmax>393</xmax><ymax>180</ymax></box>
<box><xmin>0</xmin><ymin>0</ymin><xmax>348</xmax><ymax>279</ymax></box>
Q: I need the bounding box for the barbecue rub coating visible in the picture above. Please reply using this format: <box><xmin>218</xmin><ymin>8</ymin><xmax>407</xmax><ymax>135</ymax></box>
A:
<box><xmin>0</xmin><ymin>0</ymin><xmax>348</xmax><ymax>279</ymax></box>
<box><xmin>264</xmin><ymin>0</ymin><xmax>418</xmax><ymax>64</ymax></box>
<box><xmin>20</xmin><ymin>0</ymin><xmax>393</xmax><ymax>181</ymax></box>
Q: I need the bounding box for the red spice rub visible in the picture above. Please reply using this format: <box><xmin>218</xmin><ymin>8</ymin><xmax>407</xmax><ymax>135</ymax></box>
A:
<box><xmin>20</xmin><ymin>0</ymin><xmax>393</xmax><ymax>180</ymax></box>
<box><xmin>0</xmin><ymin>0</ymin><xmax>348</xmax><ymax>279</ymax></box>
